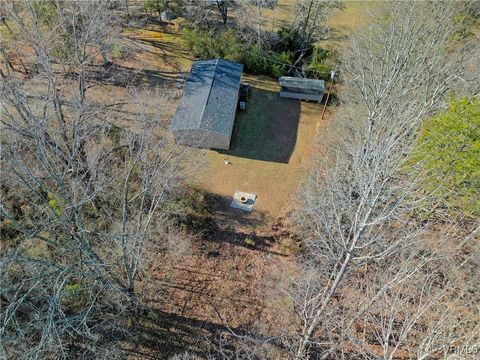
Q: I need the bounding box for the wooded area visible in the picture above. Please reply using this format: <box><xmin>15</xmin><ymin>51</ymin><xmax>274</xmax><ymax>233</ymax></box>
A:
<box><xmin>1</xmin><ymin>1</ymin><xmax>479</xmax><ymax>359</ymax></box>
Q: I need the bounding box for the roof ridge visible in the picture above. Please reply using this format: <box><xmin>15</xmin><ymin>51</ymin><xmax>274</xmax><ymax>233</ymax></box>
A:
<box><xmin>198</xmin><ymin>59</ymin><xmax>221</xmax><ymax>129</ymax></box>
<box><xmin>197</xmin><ymin>60</ymin><xmax>218</xmax><ymax>129</ymax></box>
<box><xmin>171</xmin><ymin>59</ymin><xmax>243</xmax><ymax>135</ymax></box>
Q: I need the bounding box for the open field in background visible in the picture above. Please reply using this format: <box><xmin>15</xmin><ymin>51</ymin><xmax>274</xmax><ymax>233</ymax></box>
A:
<box><xmin>322</xmin><ymin>1</ymin><xmax>381</xmax><ymax>49</ymax></box>
<box><xmin>230</xmin><ymin>0</ymin><xmax>381</xmax><ymax>50</ymax></box>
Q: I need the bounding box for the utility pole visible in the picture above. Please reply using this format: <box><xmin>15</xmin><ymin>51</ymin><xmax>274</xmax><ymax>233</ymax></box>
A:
<box><xmin>321</xmin><ymin>70</ymin><xmax>335</xmax><ymax>119</ymax></box>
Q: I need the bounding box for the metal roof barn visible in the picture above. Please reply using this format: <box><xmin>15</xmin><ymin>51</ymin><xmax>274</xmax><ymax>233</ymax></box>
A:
<box><xmin>171</xmin><ymin>59</ymin><xmax>243</xmax><ymax>150</ymax></box>
<box><xmin>279</xmin><ymin>76</ymin><xmax>325</xmax><ymax>103</ymax></box>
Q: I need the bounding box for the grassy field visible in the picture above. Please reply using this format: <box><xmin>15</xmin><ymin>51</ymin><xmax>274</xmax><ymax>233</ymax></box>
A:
<box><xmin>224</xmin><ymin>87</ymin><xmax>300</xmax><ymax>163</ymax></box>
<box><xmin>234</xmin><ymin>0</ymin><xmax>380</xmax><ymax>50</ymax></box>
<box><xmin>321</xmin><ymin>1</ymin><xmax>382</xmax><ymax>50</ymax></box>
<box><xmin>123</xmin><ymin>22</ymin><xmax>192</xmax><ymax>72</ymax></box>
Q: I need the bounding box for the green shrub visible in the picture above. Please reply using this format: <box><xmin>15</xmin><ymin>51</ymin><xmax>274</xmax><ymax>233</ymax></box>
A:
<box><xmin>217</xmin><ymin>29</ymin><xmax>243</xmax><ymax>62</ymax></box>
<box><xmin>144</xmin><ymin>0</ymin><xmax>184</xmax><ymax>19</ymax></box>
<box><xmin>244</xmin><ymin>237</ymin><xmax>255</xmax><ymax>247</ymax></box>
<box><xmin>109</xmin><ymin>43</ymin><xmax>124</xmax><ymax>58</ymax></box>
<box><xmin>411</xmin><ymin>97</ymin><xmax>480</xmax><ymax>219</ymax></box>
<box><xmin>306</xmin><ymin>48</ymin><xmax>332</xmax><ymax>79</ymax></box>
<box><xmin>62</xmin><ymin>283</ymin><xmax>87</xmax><ymax>312</ymax></box>
<box><xmin>47</xmin><ymin>192</ymin><xmax>62</xmax><ymax>216</ymax></box>
<box><xmin>181</xmin><ymin>28</ymin><xmax>212</xmax><ymax>58</ymax></box>
<box><xmin>31</xmin><ymin>0</ymin><xmax>57</xmax><ymax>26</ymax></box>
<box><xmin>181</xmin><ymin>26</ymin><xmax>333</xmax><ymax>80</ymax></box>
<box><xmin>310</xmin><ymin>47</ymin><xmax>329</xmax><ymax>63</ymax></box>
<box><xmin>144</xmin><ymin>0</ymin><xmax>167</xmax><ymax>18</ymax></box>
<box><xmin>181</xmin><ymin>28</ymin><xmax>244</xmax><ymax>61</ymax></box>
<box><xmin>243</xmin><ymin>43</ymin><xmax>267</xmax><ymax>74</ymax></box>
<box><xmin>451</xmin><ymin>8</ymin><xmax>480</xmax><ymax>41</ymax></box>
<box><xmin>276</xmin><ymin>26</ymin><xmax>310</xmax><ymax>55</ymax></box>
<box><xmin>269</xmin><ymin>51</ymin><xmax>293</xmax><ymax>78</ymax></box>
<box><xmin>65</xmin><ymin>283</ymin><xmax>83</xmax><ymax>293</ymax></box>
<box><xmin>306</xmin><ymin>62</ymin><xmax>332</xmax><ymax>80</ymax></box>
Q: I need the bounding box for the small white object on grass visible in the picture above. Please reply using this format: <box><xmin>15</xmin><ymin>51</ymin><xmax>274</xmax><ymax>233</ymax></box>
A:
<box><xmin>224</xmin><ymin>159</ymin><xmax>230</xmax><ymax>165</ymax></box>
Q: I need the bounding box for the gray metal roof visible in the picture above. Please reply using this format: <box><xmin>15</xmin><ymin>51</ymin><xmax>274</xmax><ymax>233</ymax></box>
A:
<box><xmin>279</xmin><ymin>76</ymin><xmax>325</xmax><ymax>91</ymax></box>
<box><xmin>171</xmin><ymin>59</ymin><xmax>243</xmax><ymax>135</ymax></box>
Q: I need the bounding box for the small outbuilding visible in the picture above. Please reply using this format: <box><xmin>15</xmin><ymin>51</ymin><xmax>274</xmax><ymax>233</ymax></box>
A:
<box><xmin>160</xmin><ymin>10</ymin><xmax>176</xmax><ymax>22</ymax></box>
<box><xmin>171</xmin><ymin>59</ymin><xmax>243</xmax><ymax>150</ymax></box>
<box><xmin>279</xmin><ymin>76</ymin><xmax>325</xmax><ymax>103</ymax></box>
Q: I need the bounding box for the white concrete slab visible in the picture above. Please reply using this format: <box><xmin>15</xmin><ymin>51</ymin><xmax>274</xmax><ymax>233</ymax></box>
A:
<box><xmin>231</xmin><ymin>191</ymin><xmax>257</xmax><ymax>212</ymax></box>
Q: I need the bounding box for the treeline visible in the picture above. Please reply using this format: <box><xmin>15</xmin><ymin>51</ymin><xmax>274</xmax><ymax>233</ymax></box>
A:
<box><xmin>0</xmin><ymin>1</ymin><xmax>194</xmax><ymax>357</ymax></box>
<box><xmin>412</xmin><ymin>97</ymin><xmax>480</xmax><ymax>220</ymax></box>
<box><xmin>175</xmin><ymin>0</ymin><xmax>339</xmax><ymax>79</ymax></box>
<box><xmin>181</xmin><ymin>26</ymin><xmax>333</xmax><ymax>79</ymax></box>
<box><xmin>289</xmin><ymin>1</ymin><xmax>480</xmax><ymax>358</ymax></box>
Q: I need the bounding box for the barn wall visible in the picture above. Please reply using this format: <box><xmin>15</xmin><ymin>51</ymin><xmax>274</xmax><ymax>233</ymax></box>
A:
<box><xmin>222</xmin><ymin>82</ymin><xmax>239</xmax><ymax>149</ymax></box>
<box><xmin>172</xmin><ymin>129</ymin><xmax>229</xmax><ymax>149</ymax></box>
<box><xmin>279</xmin><ymin>91</ymin><xmax>324</xmax><ymax>103</ymax></box>
<box><xmin>208</xmin><ymin>131</ymin><xmax>231</xmax><ymax>149</ymax></box>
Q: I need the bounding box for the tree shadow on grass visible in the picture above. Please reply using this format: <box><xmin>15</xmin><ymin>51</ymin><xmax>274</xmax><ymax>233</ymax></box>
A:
<box><xmin>124</xmin><ymin>23</ymin><xmax>193</xmax><ymax>68</ymax></box>
<box><xmin>85</xmin><ymin>63</ymin><xmax>187</xmax><ymax>88</ymax></box>
<box><xmin>200</xmin><ymin>192</ymin><xmax>287</xmax><ymax>257</ymax></box>
<box><xmin>100</xmin><ymin>309</ymin><xmax>239</xmax><ymax>359</ymax></box>
<box><xmin>112</xmin><ymin>308</ymin><xmax>283</xmax><ymax>359</ymax></box>
<box><xmin>218</xmin><ymin>87</ymin><xmax>301</xmax><ymax>164</ymax></box>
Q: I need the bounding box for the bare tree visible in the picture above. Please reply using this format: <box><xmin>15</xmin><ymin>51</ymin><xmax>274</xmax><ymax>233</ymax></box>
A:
<box><xmin>0</xmin><ymin>0</ymin><xmax>122</xmax><ymax>182</ymax></box>
<box><xmin>234</xmin><ymin>0</ymin><xmax>269</xmax><ymax>46</ymax></box>
<box><xmin>183</xmin><ymin>0</ymin><xmax>214</xmax><ymax>30</ymax></box>
<box><xmin>290</xmin><ymin>2</ymin><xmax>477</xmax><ymax>358</ymax></box>
<box><xmin>339</xmin><ymin>226</ymin><xmax>480</xmax><ymax>360</ymax></box>
<box><xmin>183</xmin><ymin>0</ymin><xmax>233</xmax><ymax>28</ymax></box>
<box><xmin>289</xmin><ymin>0</ymin><xmax>340</xmax><ymax>68</ymax></box>
<box><xmin>215</xmin><ymin>0</ymin><xmax>228</xmax><ymax>25</ymax></box>
<box><xmin>0</xmin><ymin>1</ymin><xmax>188</xmax><ymax>357</ymax></box>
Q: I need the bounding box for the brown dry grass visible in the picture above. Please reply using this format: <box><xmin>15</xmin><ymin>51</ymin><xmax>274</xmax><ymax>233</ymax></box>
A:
<box><xmin>321</xmin><ymin>1</ymin><xmax>382</xmax><ymax>50</ymax></box>
<box><xmin>123</xmin><ymin>21</ymin><xmax>192</xmax><ymax>72</ymax></box>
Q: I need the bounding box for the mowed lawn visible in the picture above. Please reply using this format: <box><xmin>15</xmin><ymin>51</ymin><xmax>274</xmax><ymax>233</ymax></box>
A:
<box><xmin>223</xmin><ymin>87</ymin><xmax>300</xmax><ymax>164</ymax></box>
